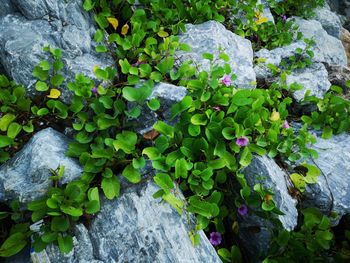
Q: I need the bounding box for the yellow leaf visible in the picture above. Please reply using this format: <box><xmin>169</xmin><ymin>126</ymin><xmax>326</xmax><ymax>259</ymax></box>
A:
<box><xmin>255</xmin><ymin>11</ymin><xmax>261</xmax><ymax>18</ymax></box>
<box><xmin>47</xmin><ymin>89</ymin><xmax>61</xmax><ymax>99</ymax></box>
<box><xmin>157</xmin><ymin>30</ymin><xmax>169</xmax><ymax>38</ymax></box>
<box><xmin>256</xmin><ymin>17</ymin><xmax>268</xmax><ymax>25</ymax></box>
<box><xmin>270</xmin><ymin>110</ymin><xmax>280</xmax><ymax>121</ymax></box>
<box><xmin>107</xmin><ymin>17</ymin><xmax>119</xmax><ymax>30</ymax></box>
<box><xmin>121</xmin><ymin>24</ymin><xmax>129</xmax><ymax>35</ymax></box>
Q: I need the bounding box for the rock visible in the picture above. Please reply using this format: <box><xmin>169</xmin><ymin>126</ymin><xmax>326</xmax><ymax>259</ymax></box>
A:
<box><xmin>286</xmin><ymin>62</ymin><xmax>331</xmax><ymax>101</ymax></box>
<box><xmin>238</xmin><ymin>155</ymin><xmax>298</xmax><ymax>261</ymax></box>
<box><xmin>293</xmin><ymin>17</ymin><xmax>347</xmax><ymax>66</ymax></box>
<box><xmin>45</xmin><ymin>179</ymin><xmax>222</xmax><ymax>263</ymax></box>
<box><xmin>130</xmin><ymin>82</ymin><xmax>187</xmax><ymax>134</ymax></box>
<box><xmin>0</xmin><ymin>128</ymin><xmax>82</xmax><ymax>203</ymax></box>
<box><xmin>303</xmin><ymin>133</ymin><xmax>350</xmax><ymax>223</ymax></box>
<box><xmin>313</xmin><ymin>5</ymin><xmax>342</xmax><ymax>38</ymax></box>
<box><xmin>176</xmin><ymin>21</ymin><xmax>256</xmax><ymax>89</ymax></box>
<box><xmin>254</xmin><ymin>41</ymin><xmax>308</xmax><ymax>80</ymax></box>
<box><xmin>325</xmin><ymin>64</ymin><xmax>350</xmax><ymax>89</ymax></box>
<box><xmin>0</xmin><ymin>0</ymin><xmax>17</xmax><ymax>17</ymax></box>
<box><xmin>341</xmin><ymin>27</ymin><xmax>350</xmax><ymax>66</ymax></box>
<box><xmin>0</xmin><ymin>0</ymin><xmax>113</xmax><ymax>101</ymax></box>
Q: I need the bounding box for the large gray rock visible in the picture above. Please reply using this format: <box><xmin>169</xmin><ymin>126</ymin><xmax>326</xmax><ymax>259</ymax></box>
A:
<box><xmin>0</xmin><ymin>0</ymin><xmax>17</xmax><ymax>17</ymax></box>
<box><xmin>303</xmin><ymin>133</ymin><xmax>350</xmax><ymax>222</ymax></box>
<box><xmin>131</xmin><ymin>82</ymin><xmax>187</xmax><ymax>134</ymax></box>
<box><xmin>238</xmin><ymin>155</ymin><xmax>298</xmax><ymax>261</ymax></box>
<box><xmin>46</xmin><ymin>179</ymin><xmax>222</xmax><ymax>263</ymax></box>
<box><xmin>313</xmin><ymin>5</ymin><xmax>342</xmax><ymax>38</ymax></box>
<box><xmin>0</xmin><ymin>128</ymin><xmax>82</xmax><ymax>203</ymax></box>
<box><xmin>0</xmin><ymin>0</ymin><xmax>113</xmax><ymax>101</ymax></box>
<box><xmin>177</xmin><ymin>21</ymin><xmax>256</xmax><ymax>89</ymax></box>
<box><xmin>286</xmin><ymin>62</ymin><xmax>331</xmax><ymax>101</ymax></box>
<box><xmin>293</xmin><ymin>17</ymin><xmax>347</xmax><ymax>66</ymax></box>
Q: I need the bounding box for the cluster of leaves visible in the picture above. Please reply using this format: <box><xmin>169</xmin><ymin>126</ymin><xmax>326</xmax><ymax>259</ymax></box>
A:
<box><xmin>268</xmin><ymin>0</ymin><xmax>325</xmax><ymax>19</ymax></box>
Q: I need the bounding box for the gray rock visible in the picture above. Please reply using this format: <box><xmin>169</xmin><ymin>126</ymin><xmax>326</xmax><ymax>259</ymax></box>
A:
<box><xmin>286</xmin><ymin>62</ymin><xmax>331</xmax><ymax>101</ymax></box>
<box><xmin>131</xmin><ymin>82</ymin><xmax>187</xmax><ymax>134</ymax></box>
<box><xmin>0</xmin><ymin>0</ymin><xmax>113</xmax><ymax>101</ymax></box>
<box><xmin>176</xmin><ymin>21</ymin><xmax>256</xmax><ymax>89</ymax></box>
<box><xmin>303</xmin><ymin>133</ymin><xmax>350</xmax><ymax>222</ymax></box>
<box><xmin>293</xmin><ymin>17</ymin><xmax>347</xmax><ymax>66</ymax></box>
<box><xmin>0</xmin><ymin>128</ymin><xmax>82</xmax><ymax>203</ymax></box>
<box><xmin>325</xmin><ymin>64</ymin><xmax>350</xmax><ymax>90</ymax></box>
<box><xmin>46</xmin><ymin>179</ymin><xmax>222</xmax><ymax>263</ymax></box>
<box><xmin>238</xmin><ymin>155</ymin><xmax>298</xmax><ymax>261</ymax></box>
<box><xmin>0</xmin><ymin>0</ymin><xmax>17</xmax><ymax>17</ymax></box>
<box><xmin>314</xmin><ymin>5</ymin><xmax>342</xmax><ymax>38</ymax></box>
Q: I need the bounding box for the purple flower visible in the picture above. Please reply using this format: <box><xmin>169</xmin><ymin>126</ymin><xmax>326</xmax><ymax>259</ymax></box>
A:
<box><xmin>91</xmin><ymin>87</ymin><xmax>98</xmax><ymax>96</ymax></box>
<box><xmin>209</xmin><ymin>232</ymin><xmax>222</xmax><ymax>246</ymax></box>
<box><xmin>236</xmin><ymin>136</ymin><xmax>249</xmax><ymax>147</ymax></box>
<box><xmin>212</xmin><ymin>106</ymin><xmax>221</xmax><ymax>111</ymax></box>
<box><xmin>281</xmin><ymin>15</ymin><xmax>287</xmax><ymax>22</ymax></box>
<box><xmin>282</xmin><ymin>120</ymin><xmax>290</xmax><ymax>129</ymax></box>
<box><xmin>221</xmin><ymin>75</ymin><xmax>232</xmax><ymax>87</ymax></box>
<box><xmin>238</xmin><ymin>204</ymin><xmax>248</xmax><ymax>216</ymax></box>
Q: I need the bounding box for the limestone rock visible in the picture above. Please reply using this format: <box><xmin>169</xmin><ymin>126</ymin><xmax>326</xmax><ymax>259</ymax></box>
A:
<box><xmin>293</xmin><ymin>17</ymin><xmax>347</xmax><ymax>66</ymax></box>
<box><xmin>0</xmin><ymin>0</ymin><xmax>17</xmax><ymax>17</ymax></box>
<box><xmin>238</xmin><ymin>155</ymin><xmax>298</xmax><ymax>261</ymax></box>
<box><xmin>45</xmin><ymin>180</ymin><xmax>222</xmax><ymax>263</ymax></box>
<box><xmin>314</xmin><ymin>5</ymin><xmax>342</xmax><ymax>38</ymax></box>
<box><xmin>325</xmin><ymin>64</ymin><xmax>350</xmax><ymax>89</ymax></box>
<box><xmin>0</xmin><ymin>128</ymin><xmax>82</xmax><ymax>203</ymax></box>
<box><xmin>303</xmin><ymin>133</ymin><xmax>350</xmax><ymax>222</ymax></box>
<box><xmin>177</xmin><ymin>21</ymin><xmax>256</xmax><ymax>89</ymax></box>
<box><xmin>0</xmin><ymin>0</ymin><xmax>113</xmax><ymax>101</ymax></box>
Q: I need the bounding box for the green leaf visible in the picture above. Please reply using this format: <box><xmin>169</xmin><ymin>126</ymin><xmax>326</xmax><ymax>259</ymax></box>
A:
<box><xmin>191</xmin><ymin>114</ymin><xmax>207</xmax><ymax>126</ymax></box>
<box><xmin>0</xmin><ymin>136</ymin><xmax>13</xmax><ymax>148</ymax></box>
<box><xmin>154</xmin><ymin>173</ymin><xmax>174</xmax><ymax>192</ymax></box>
<box><xmin>218</xmin><ymin>248</ymin><xmax>232</xmax><ymax>262</ymax></box>
<box><xmin>50</xmin><ymin>75</ymin><xmax>64</xmax><ymax>87</ymax></box>
<box><xmin>35</xmin><ymin>81</ymin><xmax>49</xmax><ymax>91</ymax></box>
<box><xmin>147</xmin><ymin>98</ymin><xmax>160</xmax><ymax>111</ymax></box>
<box><xmin>122</xmin><ymin>164</ymin><xmax>141</xmax><ymax>183</ymax></box>
<box><xmin>101</xmin><ymin>176</ymin><xmax>120</xmax><ymax>200</ymax></box>
<box><xmin>175</xmin><ymin>158</ymin><xmax>187</xmax><ymax>179</ymax></box>
<box><xmin>162</xmin><ymin>193</ymin><xmax>183</xmax><ymax>214</ymax></box>
<box><xmin>7</xmin><ymin>123</ymin><xmax>22</xmax><ymax>139</ymax></box>
<box><xmin>290</xmin><ymin>173</ymin><xmax>306</xmax><ymax>192</ymax></box>
<box><xmin>113</xmin><ymin>131</ymin><xmax>137</xmax><ymax>154</ymax></box>
<box><xmin>0</xmin><ymin>113</ymin><xmax>16</xmax><ymax>132</ymax></box>
<box><xmin>153</xmin><ymin>121</ymin><xmax>174</xmax><ymax>138</ymax></box>
<box><xmin>60</xmin><ymin>205</ymin><xmax>83</xmax><ymax>217</ymax></box>
<box><xmin>170</xmin><ymin>96</ymin><xmax>192</xmax><ymax>120</ymax></box>
<box><xmin>51</xmin><ymin>216</ymin><xmax>69</xmax><ymax>232</ymax></box>
<box><xmin>122</xmin><ymin>84</ymin><xmax>152</xmax><ymax>102</ymax></box>
<box><xmin>239</xmin><ymin>147</ymin><xmax>252</xmax><ymax>167</ymax></box>
<box><xmin>83</xmin><ymin>0</ymin><xmax>94</xmax><ymax>11</ymax></box>
<box><xmin>142</xmin><ymin>147</ymin><xmax>161</xmax><ymax>160</ymax></box>
<box><xmin>0</xmin><ymin>232</ymin><xmax>27</xmax><ymax>257</ymax></box>
<box><xmin>132</xmin><ymin>157</ymin><xmax>146</xmax><ymax>169</ymax></box>
<box><xmin>322</xmin><ymin>126</ymin><xmax>333</xmax><ymax>139</ymax></box>
<box><xmin>57</xmin><ymin>235</ymin><xmax>73</xmax><ymax>254</ymax></box>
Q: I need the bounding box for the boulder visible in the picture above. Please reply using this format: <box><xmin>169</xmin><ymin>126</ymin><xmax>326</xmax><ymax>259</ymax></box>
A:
<box><xmin>45</xmin><ymin>179</ymin><xmax>222</xmax><ymax>263</ymax></box>
<box><xmin>293</xmin><ymin>17</ymin><xmax>347</xmax><ymax>66</ymax></box>
<box><xmin>176</xmin><ymin>21</ymin><xmax>256</xmax><ymax>89</ymax></box>
<box><xmin>130</xmin><ymin>82</ymin><xmax>187</xmax><ymax>135</ymax></box>
<box><xmin>325</xmin><ymin>64</ymin><xmax>350</xmax><ymax>89</ymax></box>
<box><xmin>0</xmin><ymin>0</ymin><xmax>17</xmax><ymax>17</ymax></box>
<box><xmin>313</xmin><ymin>5</ymin><xmax>342</xmax><ymax>38</ymax></box>
<box><xmin>0</xmin><ymin>0</ymin><xmax>113</xmax><ymax>101</ymax></box>
<box><xmin>238</xmin><ymin>155</ymin><xmax>298</xmax><ymax>261</ymax></box>
<box><xmin>302</xmin><ymin>133</ymin><xmax>350</xmax><ymax>223</ymax></box>
<box><xmin>0</xmin><ymin>128</ymin><xmax>82</xmax><ymax>203</ymax></box>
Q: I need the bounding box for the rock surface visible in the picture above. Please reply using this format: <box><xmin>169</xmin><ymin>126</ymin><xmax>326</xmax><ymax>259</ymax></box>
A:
<box><xmin>286</xmin><ymin>62</ymin><xmax>331</xmax><ymax>101</ymax></box>
<box><xmin>131</xmin><ymin>82</ymin><xmax>187</xmax><ymax>134</ymax></box>
<box><xmin>293</xmin><ymin>17</ymin><xmax>347</xmax><ymax>66</ymax></box>
<box><xmin>303</xmin><ymin>133</ymin><xmax>350</xmax><ymax>222</ymax></box>
<box><xmin>238</xmin><ymin>155</ymin><xmax>298</xmax><ymax>261</ymax></box>
<box><xmin>177</xmin><ymin>21</ymin><xmax>256</xmax><ymax>89</ymax></box>
<box><xmin>0</xmin><ymin>128</ymin><xmax>82</xmax><ymax>203</ymax></box>
<box><xmin>341</xmin><ymin>27</ymin><xmax>350</xmax><ymax>66</ymax></box>
<box><xmin>45</xmin><ymin>179</ymin><xmax>222</xmax><ymax>263</ymax></box>
<box><xmin>0</xmin><ymin>0</ymin><xmax>113</xmax><ymax>101</ymax></box>
<box><xmin>326</xmin><ymin>63</ymin><xmax>350</xmax><ymax>89</ymax></box>
<box><xmin>314</xmin><ymin>5</ymin><xmax>342</xmax><ymax>38</ymax></box>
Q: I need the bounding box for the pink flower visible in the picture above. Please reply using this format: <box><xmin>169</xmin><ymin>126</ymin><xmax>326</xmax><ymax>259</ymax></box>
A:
<box><xmin>238</xmin><ymin>204</ymin><xmax>248</xmax><ymax>216</ymax></box>
<box><xmin>212</xmin><ymin>106</ymin><xmax>221</xmax><ymax>111</ymax></box>
<box><xmin>282</xmin><ymin>120</ymin><xmax>290</xmax><ymax>129</ymax></box>
<box><xmin>209</xmin><ymin>232</ymin><xmax>222</xmax><ymax>246</ymax></box>
<box><xmin>236</xmin><ymin>136</ymin><xmax>249</xmax><ymax>147</ymax></box>
<box><xmin>91</xmin><ymin>87</ymin><xmax>98</xmax><ymax>96</ymax></box>
<box><xmin>221</xmin><ymin>75</ymin><xmax>232</xmax><ymax>87</ymax></box>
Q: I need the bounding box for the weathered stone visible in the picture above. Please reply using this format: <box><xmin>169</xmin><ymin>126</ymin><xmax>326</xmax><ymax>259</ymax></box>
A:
<box><xmin>177</xmin><ymin>21</ymin><xmax>256</xmax><ymax>89</ymax></box>
<box><xmin>341</xmin><ymin>27</ymin><xmax>350</xmax><ymax>66</ymax></box>
<box><xmin>325</xmin><ymin>63</ymin><xmax>350</xmax><ymax>89</ymax></box>
<box><xmin>286</xmin><ymin>62</ymin><xmax>331</xmax><ymax>101</ymax></box>
<box><xmin>0</xmin><ymin>0</ymin><xmax>113</xmax><ymax>101</ymax></box>
<box><xmin>238</xmin><ymin>155</ymin><xmax>298</xmax><ymax>261</ymax></box>
<box><xmin>130</xmin><ymin>82</ymin><xmax>187</xmax><ymax>134</ymax></box>
<box><xmin>303</xmin><ymin>133</ymin><xmax>350</xmax><ymax>223</ymax></box>
<box><xmin>0</xmin><ymin>0</ymin><xmax>17</xmax><ymax>17</ymax></box>
<box><xmin>314</xmin><ymin>5</ymin><xmax>342</xmax><ymax>38</ymax></box>
<box><xmin>46</xmin><ymin>179</ymin><xmax>222</xmax><ymax>263</ymax></box>
<box><xmin>293</xmin><ymin>17</ymin><xmax>347</xmax><ymax>66</ymax></box>
<box><xmin>0</xmin><ymin>128</ymin><xmax>82</xmax><ymax>203</ymax></box>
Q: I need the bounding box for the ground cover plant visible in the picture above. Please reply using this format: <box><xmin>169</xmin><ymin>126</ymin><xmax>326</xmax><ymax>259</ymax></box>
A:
<box><xmin>1</xmin><ymin>0</ymin><xmax>350</xmax><ymax>262</ymax></box>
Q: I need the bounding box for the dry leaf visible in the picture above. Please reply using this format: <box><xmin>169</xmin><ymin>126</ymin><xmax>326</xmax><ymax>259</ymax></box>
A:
<box><xmin>47</xmin><ymin>88</ymin><xmax>61</xmax><ymax>99</ymax></box>
<box><xmin>270</xmin><ymin>110</ymin><xmax>280</xmax><ymax>121</ymax></box>
<box><xmin>143</xmin><ymin>129</ymin><xmax>160</xmax><ymax>140</ymax></box>
<box><xmin>107</xmin><ymin>17</ymin><xmax>119</xmax><ymax>30</ymax></box>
